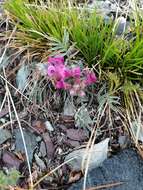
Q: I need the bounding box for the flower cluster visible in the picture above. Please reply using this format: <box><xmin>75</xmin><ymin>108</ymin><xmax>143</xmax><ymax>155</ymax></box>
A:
<box><xmin>47</xmin><ymin>56</ymin><xmax>97</xmax><ymax>96</ymax></box>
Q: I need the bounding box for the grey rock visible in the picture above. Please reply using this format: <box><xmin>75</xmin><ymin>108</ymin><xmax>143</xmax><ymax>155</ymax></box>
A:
<box><xmin>34</xmin><ymin>153</ymin><xmax>46</xmax><ymax>171</ymax></box>
<box><xmin>118</xmin><ymin>135</ymin><xmax>130</xmax><ymax>149</ymax></box>
<box><xmin>68</xmin><ymin>149</ymin><xmax>143</xmax><ymax>190</ymax></box>
<box><xmin>65</xmin><ymin>138</ymin><xmax>109</xmax><ymax>171</ymax></box>
<box><xmin>44</xmin><ymin>121</ymin><xmax>54</xmax><ymax>132</ymax></box>
<box><xmin>115</xmin><ymin>17</ymin><xmax>130</xmax><ymax>35</ymax></box>
<box><xmin>14</xmin><ymin>128</ymin><xmax>37</xmax><ymax>163</ymax></box>
<box><xmin>0</xmin><ymin>129</ymin><xmax>11</xmax><ymax>144</ymax></box>
<box><xmin>88</xmin><ymin>0</ymin><xmax>120</xmax><ymax>15</ymax></box>
<box><xmin>40</xmin><ymin>141</ymin><xmax>47</xmax><ymax>157</ymax></box>
<box><xmin>36</xmin><ymin>136</ymin><xmax>42</xmax><ymax>142</ymax></box>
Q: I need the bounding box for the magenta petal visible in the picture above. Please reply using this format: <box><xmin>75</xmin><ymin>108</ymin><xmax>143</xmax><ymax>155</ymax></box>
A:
<box><xmin>72</xmin><ymin>67</ymin><xmax>81</xmax><ymax>77</ymax></box>
<box><xmin>86</xmin><ymin>71</ymin><xmax>97</xmax><ymax>85</ymax></box>
<box><xmin>64</xmin><ymin>68</ymin><xmax>72</xmax><ymax>78</ymax></box>
<box><xmin>48</xmin><ymin>57</ymin><xmax>54</xmax><ymax>64</ymax></box>
<box><xmin>48</xmin><ymin>56</ymin><xmax>64</xmax><ymax>65</ymax></box>
<box><xmin>55</xmin><ymin>56</ymin><xmax>64</xmax><ymax>64</ymax></box>
<box><xmin>54</xmin><ymin>66</ymin><xmax>66</xmax><ymax>80</ymax></box>
<box><xmin>47</xmin><ymin>65</ymin><xmax>56</xmax><ymax>77</ymax></box>
<box><xmin>55</xmin><ymin>80</ymin><xmax>65</xmax><ymax>89</ymax></box>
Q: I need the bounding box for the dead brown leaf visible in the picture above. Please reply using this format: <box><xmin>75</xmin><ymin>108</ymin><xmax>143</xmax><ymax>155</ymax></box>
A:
<box><xmin>68</xmin><ymin>171</ymin><xmax>82</xmax><ymax>184</ymax></box>
<box><xmin>42</xmin><ymin>132</ymin><xmax>55</xmax><ymax>159</ymax></box>
<box><xmin>66</xmin><ymin>128</ymin><xmax>88</xmax><ymax>141</ymax></box>
<box><xmin>2</xmin><ymin>151</ymin><xmax>22</xmax><ymax>170</ymax></box>
<box><xmin>32</xmin><ymin>120</ymin><xmax>46</xmax><ymax>134</ymax></box>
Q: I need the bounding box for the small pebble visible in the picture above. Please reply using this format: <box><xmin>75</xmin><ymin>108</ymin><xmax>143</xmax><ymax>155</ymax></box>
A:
<box><xmin>36</xmin><ymin>136</ymin><xmax>42</xmax><ymax>142</ymax></box>
<box><xmin>44</xmin><ymin>121</ymin><xmax>54</xmax><ymax>132</ymax></box>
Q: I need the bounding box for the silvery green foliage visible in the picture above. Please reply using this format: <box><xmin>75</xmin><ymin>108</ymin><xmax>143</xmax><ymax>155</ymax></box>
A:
<box><xmin>65</xmin><ymin>138</ymin><xmax>109</xmax><ymax>171</ymax></box>
<box><xmin>49</xmin><ymin>29</ymin><xmax>70</xmax><ymax>56</ymax></box>
<box><xmin>64</xmin><ymin>97</ymin><xmax>76</xmax><ymax>116</ymax></box>
<box><xmin>131</xmin><ymin>120</ymin><xmax>143</xmax><ymax>142</ymax></box>
<box><xmin>97</xmin><ymin>84</ymin><xmax>120</xmax><ymax>114</ymax></box>
<box><xmin>34</xmin><ymin>154</ymin><xmax>46</xmax><ymax>171</ymax></box>
<box><xmin>36</xmin><ymin>62</ymin><xmax>47</xmax><ymax>76</ymax></box>
<box><xmin>0</xmin><ymin>55</ymin><xmax>11</xmax><ymax>70</ymax></box>
<box><xmin>75</xmin><ymin>104</ymin><xmax>93</xmax><ymax>128</ymax></box>
<box><xmin>16</xmin><ymin>64</ymin><xmax>30</xmax><ymax>92</ymax></box>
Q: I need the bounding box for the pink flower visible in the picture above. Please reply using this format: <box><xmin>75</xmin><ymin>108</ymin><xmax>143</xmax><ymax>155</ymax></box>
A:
<box><xmin>64</xmin><ymin>67</ymin><xmax>81</xmax><ymax>78</ymax></box>
<box><xmin>69</xmin><ymin>86</ymin><xmax>85</xmax><ymax>97</ymax></box>
<box><xmin>69</xmin><ymin>88</ymin><xmax>76</xmax><ymax>96</ymax></box>
<box><xmin>48</xmin><ymin>56</ymin><xmax>64</xmax><ymax>65</ymax></box>
<box><xmin>46</xmin><ymin>55</ymin><xmax>97</xmax><ymax>97</ymax></box>
<box><xmin>47</xmin><ymin>63</ymin><xmax>66</xmax><ymax>81</ymax></box>
<box><xmin>85</xmin><ymin>70</ymin><xmax>97</xmax><ymax>85</ymax></box>
<box><xmin>71</xmin><ymin>67</ymin><xmax>81</xmax><ymax>78</ymax></box>
<box><xmin>47</xmin><ymin>65</ymin><xmax>56</xmax><ymax>77</ymax></box>
<box><xmin>79</xmin><ymin>90</ymin><xmax>85</xmax><ymax>96</ymax></box>
<box><xmin>55</xmin><ymin>80</ymin><xmax>71</xmax><ymax>89</ymax></box>
<box><xmin>54</xmin><ymin>65</ymin><xmax>66</xmax><ymax>80</ymax></box>
<box><xmin>69</xmin><ymin>79</ymin><xmax>86</xmax><ymax>96</ymax></box>
<box><xmin>64</xmin><ymin>68</ymin><xmax>72</xmax><ymax>78</ymax></box>
<box><xmin>55</xmin><ymin>80</ymin><xmax>65</xmax><ymax>89</ymax></box>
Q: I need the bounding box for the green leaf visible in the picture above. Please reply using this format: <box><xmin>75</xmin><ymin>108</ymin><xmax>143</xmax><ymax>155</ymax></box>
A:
<box><xmin>0</xmin><ymin>169</ymin><xmax>20</xmax><ymax>188</ymax></box>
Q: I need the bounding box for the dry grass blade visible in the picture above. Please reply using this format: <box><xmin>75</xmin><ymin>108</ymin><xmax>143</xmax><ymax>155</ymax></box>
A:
<box><xmin>0</xmin><ymin>74</ymin><xmax>47</xmax><ymax>113</ymax></box>
<box><xmin>33</xmin><ymin>157</ymin><xmax>76</xmax><ymax>188</ymax></box>
<box><xmin>82</xmin><ymin>126</ymin><xmax>97</xmax><ymax>190</ymax></box>
<box><xmin>0</xmin><ymin>24</ymin><xmax>17</xmax><ymax>66</ymax></box>
<box><xmin>3</xmin><ymin>68</ymin><xmax>33</xmax><ymax>189</ymax></box>
<box><xmin>0</xmin><ymin>92</ymin><xmax>7</xmax><ymax>113</ymax></box>
<box><xmin>86</xmin><ymin>181</ymin><xmax>124</xmax><ymax>190</ymax></box>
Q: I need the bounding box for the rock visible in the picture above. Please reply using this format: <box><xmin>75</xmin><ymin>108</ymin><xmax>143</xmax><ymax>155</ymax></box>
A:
<box><xmin>66</xmin><ymin>128</ymin><xmax>88</xmax><ymax>141</ymax></box>
<box><xmin>68</xmin><ymin>149</ymin><xmax>143</xmax><ymax>190</ymax></box>
<box><xmin>65</xmin><ymin>138</ymin><xmax>109</xmax><ymax>171</ymax></box>
<box><xmin>2</xmin><ymin>151</ymin><xmax>22</xmax><ymax>170</ymax></box>
<box><xmin>44</xmin><ymin>121</ymin><xmax>54</xmax><ymax>132</ymax></box>
<box><xmin>65</xmin><ymin>139</ymin><xmax>80</xmax><ymax>148</ymax></box>
<box><xmin>118</xmin><ymin>135</ymin><xmax>130</xmax><ymax>149</ymax></box>
<box><xmin>14</xmin><ymin>128</ymin><xmax>37</xmax><ymax>163</ymax></box>
<box><xmin>40</xmin><ymin>141</ymin><xmax>47</xmax><ymax>157</ymax></box>
<box><xmin>42</xmin><ymin>132</ymin><xmax>55</xmax><ymax>160</ymax></box>
<box><xmin>34</xmin><ymin>154</ymin><xmax>46</xmax><ymax>171</ymax></box>
<box><xmin>0</xmin><ymin>128</ymin><xmax>11</xmax><ymax>144</ymax></box>
<box><xmin>88</xmin><ymin>0</ymin><xmax>119</xmax><ymax>15</ymax></box>
<box><xmin>36</xmin><ymin>136</ymin><xmax>42</xmax><ymax>142</ymax></box>
<box><xmin>115</xmin><ymin>17</ymin><xmax>130</xmax><ymax>35</ymax></box>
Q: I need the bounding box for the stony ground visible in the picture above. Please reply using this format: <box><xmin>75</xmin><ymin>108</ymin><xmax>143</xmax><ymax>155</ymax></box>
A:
<box><xmin>0</xmin><ymin>1</ymin><xmax>143</xmax><ymax>190</ymax></box>
<box><xmin>69</xmin><ymin>149</ymin><xmax>143</xmax><ymax>190</ymax></box>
